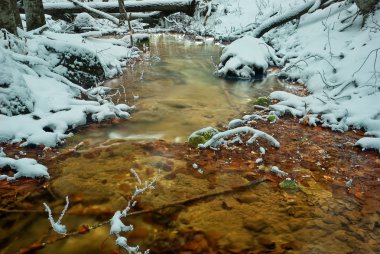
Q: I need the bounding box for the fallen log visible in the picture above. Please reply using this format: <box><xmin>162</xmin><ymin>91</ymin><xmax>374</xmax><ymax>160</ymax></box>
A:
<box><xmin>67</xmin><ymin>0</ymin><xmax>119</xmax><ymax>25</ymax></box>
<box><xmin>20</xmin><ymin>0</ymin><xmax>197</xmax><ymax>16</ymax></box>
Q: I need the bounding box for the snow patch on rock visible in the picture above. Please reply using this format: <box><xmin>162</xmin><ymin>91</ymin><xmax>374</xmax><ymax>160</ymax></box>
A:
<box><xmin>216</xmin><ymin>36</ymin><xmax>279</xmax><ymax>79</ymax></box>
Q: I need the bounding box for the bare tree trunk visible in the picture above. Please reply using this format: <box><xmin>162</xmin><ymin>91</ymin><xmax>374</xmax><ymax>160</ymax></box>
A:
<box><xmin>354</xmin><ymin>0</ymin><xmax>379</xmax><ymax>15</ymax></box>
<box><xmin>0</xmin><ymin>0</ymin><xmax>18</xmax><ymax>34</ymax></box>
<box><xmin>24</xmin><ymin>0</ymin><xmax>46</xmax><ymax>31</ymax></box>
<box><xmin>118</xmin><ymin>0</ymin><xmax>127</xmax><ymax>24</ymax></box>
<box><xmin>117</xmin><ymin>0</ymin><xmax>133</xmax><ymax>46</ymax></box>
<box><xmin>11</xmin><ymin>0</ymin><xmax>23</xmax><ymax>29</ymax></box>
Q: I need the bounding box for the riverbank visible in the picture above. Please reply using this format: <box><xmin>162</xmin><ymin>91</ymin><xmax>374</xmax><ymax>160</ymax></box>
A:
<box><xmin>181</xmin><ymin>0</ymin><xmax>380</xmax><ymax>152</ymax></box>
<box><xmin>2</xmin><ymin>113</ymin><xmax>379</xmax><ymax>253</ymax></box>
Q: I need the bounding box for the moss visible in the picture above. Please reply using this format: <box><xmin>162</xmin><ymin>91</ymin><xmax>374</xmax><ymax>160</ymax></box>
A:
<box><xmin>267</xmin><ymin>115</ymin><xmax>276</xmax><ymax>122</ymax></box>
<box><xmin>253</xmin><ymin>97</ymin><xmax>271</xmax><ymax>107</ymax></box>
<box><xmin>279</xmin><ymin>179</ymin><xmax>299</xmax><ymax>190</ymax></box>
<box><xmin>188</xmin><ymin>129</ymin><xmax>217</xmax><ymax>148</ymax></box>
<box><xmin>188</xmin><ymin>135</ymin><xmax>207</xmax><ymax>148</ymax></box>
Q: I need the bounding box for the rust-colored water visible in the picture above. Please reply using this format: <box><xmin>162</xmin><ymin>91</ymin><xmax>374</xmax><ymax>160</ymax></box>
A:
<box><xmin>0</xmin><ymin>35</ymin><xmax>379</xmax><ymax>254</ymax></box>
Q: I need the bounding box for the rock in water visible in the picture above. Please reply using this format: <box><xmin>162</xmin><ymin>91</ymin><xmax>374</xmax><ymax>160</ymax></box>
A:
<box><xmin>216</xmin><ymin>36</ymin><xmax>279</xmax><ymax>80</ymax></box>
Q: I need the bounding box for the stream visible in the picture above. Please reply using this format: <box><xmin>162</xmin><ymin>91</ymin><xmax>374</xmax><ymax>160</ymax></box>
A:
<box><xmin>0</xmin><ymin>34</ymin><xmax>379</xmax><ymax>254</ymax></box>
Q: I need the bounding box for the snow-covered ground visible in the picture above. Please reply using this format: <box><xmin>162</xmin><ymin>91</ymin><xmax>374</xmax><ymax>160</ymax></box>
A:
<box><xmin>190</xmin><ymin>0</ymin><xmax>380</xmax><ymax>152</ymax></box>
<box><xmin>0</xmin><ymin>18</ymin><xmax>139</xmax><ymax>179</ymax></box>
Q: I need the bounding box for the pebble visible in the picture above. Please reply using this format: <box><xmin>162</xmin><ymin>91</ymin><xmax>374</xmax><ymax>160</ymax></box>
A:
<box><xmin>243</xmin><ymin>216</ymin><xmax>269</xmax><ymax>232</ymax></box>
<box><xmin>257</xmin><ymin>237</ymin><xmax>276</xmax><ymax>249</ymax></box>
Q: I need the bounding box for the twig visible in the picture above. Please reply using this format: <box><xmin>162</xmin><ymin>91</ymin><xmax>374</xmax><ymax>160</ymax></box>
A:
<box><xmin>66</xmin><ymin>0</ymin><xmax>119</xmax><ymax>25</ymax></box>
<box><xmin>352</xmin><ymin>48</ymin><xmax>380</xmax><ymax>77</ymax></box>
<box><xmin>17</xmin><ymin>178</ymin><xmax>268</xmax><ymax>253</ymax></box>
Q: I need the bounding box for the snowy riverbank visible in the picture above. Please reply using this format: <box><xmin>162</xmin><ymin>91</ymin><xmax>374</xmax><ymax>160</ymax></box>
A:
<box><xmin>1</xmin><ymin>0</ymin><xmax>379</xmax><ymax>181</ymax></box>
<box><xmin>189</xmin><ymin>0</ymin><xmax>380</xmax><ymax>152</ymax></box>
<box><xmin>0</xmin><ymin>18</ymin><xmax>139</xmax><ymax>179</ymax></box>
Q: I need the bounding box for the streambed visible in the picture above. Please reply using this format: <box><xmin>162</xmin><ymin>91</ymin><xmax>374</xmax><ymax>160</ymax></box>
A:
<box><xmin>0</xmin><ymin>35</ymin><xmax>379</xmax><ymax>254</ymax></box>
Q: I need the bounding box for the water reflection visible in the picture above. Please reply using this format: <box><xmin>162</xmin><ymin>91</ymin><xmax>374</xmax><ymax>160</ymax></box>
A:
<box><xmin>83</xmin><ymin>34</ymin><xmax>287</xmax><ymax>146</ymax></box>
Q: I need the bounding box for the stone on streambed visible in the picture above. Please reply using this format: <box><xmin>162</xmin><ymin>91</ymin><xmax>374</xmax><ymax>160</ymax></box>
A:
<box><xmin>161</xmin><ymin>99</ymin><xmax>192</xmax><ymax>109</ymax></box>
<box><xmin>279</xmin><ymin>178</ymin><xmax>299</xmax><ymax>191</ymax></box>
<box><xmin>188</xmin><ymin>127</ymin><xmax>219</xmax><ymax>148</ymax></box>
<box><xmin>243</xmin><ymin>216</ymin><xmax>270</xmax><ymax>233</ymax></box>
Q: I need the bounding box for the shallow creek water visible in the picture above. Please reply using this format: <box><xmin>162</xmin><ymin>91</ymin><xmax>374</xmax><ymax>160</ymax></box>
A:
<box><xmin>1</xmin><ymin>35</ymin><xmax>379</xmax><ymax>254</ymax></box>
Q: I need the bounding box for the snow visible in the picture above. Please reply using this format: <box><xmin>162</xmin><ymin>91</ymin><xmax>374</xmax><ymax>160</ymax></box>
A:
<box><xmin>0</xmin><ymin>157</ymin><xmax>49</xmax><ymax>180</ymax></box>
<box><xmin>190</xmin><ymin>0</ymin><xmax>380</xmax><ymax>153</ymax></box>
<box><xmin>216</xmin><ymin>36</ymin><xmax>279</xmax><ymax>79</ymax></box>
<box><xmin>73</xmin><ymin>12</ymin><xmax>97</xmax><ymax>31</ymax></box>
<box><xmin>271</xmin><ymin>166</ymin><xmax>288</xmax><ymax>177</ymax></box>
<box><xmin>198</xmin><ymin>126</ymin><xmax>280</xmax><ymax>149</ymax></box>
<box><xmin>0</xmin><ymin>20</ymin><xmax>140</xmax><ymax>179</ymax></box>
<box><xmin>2</xmin><ymin>0</ymin><xmax>380</xmax><ymax>184</ymax></box>
<box><xmin>43</xmin><ymin>196</ymin><xmax>69</xmax><ymax>235</ymax></box>
<box><xmin>355</xmin><ymin>137</ymin><xmax>380</xmax><ymax>152</ymax></box>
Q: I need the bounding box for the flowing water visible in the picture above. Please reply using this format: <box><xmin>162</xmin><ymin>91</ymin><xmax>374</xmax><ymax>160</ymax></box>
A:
<box><xmin>78</xmin><ymin>34</ymin><xmax>288</xmax><ymax>145</ymax></box>
<box><xmin>1</xmin><ymin>35</ymin><xmax>379</xmax><ymax>254</ymax></box>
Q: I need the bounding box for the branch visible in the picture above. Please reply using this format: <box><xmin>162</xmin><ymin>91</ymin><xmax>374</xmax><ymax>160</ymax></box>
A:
<box><xmin>67</xmin><ymin>0</ymin><xmax>120</xmax><ymax>25</ymax></box>
<box><xmin>251</xmin><ymin>0</ymin><xmax>320</xmax><ymax>38</ymax></box>
<box><xmin>18</xmin><ymin>178</ymin><xmax>268</xmax><ymax>254</ymax></box>
<box><xmin>199</xmin><ymin>126</ymin><xmax>280</xmax><ymax>149</ymax></box>
<box><xmin>233</xmin><ymin>0</ymin><xmax>344</xmax><ymax>38</ymax></box>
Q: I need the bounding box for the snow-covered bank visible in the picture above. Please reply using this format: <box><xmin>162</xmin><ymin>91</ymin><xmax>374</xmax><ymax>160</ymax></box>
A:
<box><xmin>189</xmin><ymin>0</ymin><xmax>380</xmax><ymax>152</ymax></box>
<box><xmin>0</xmin><ymin>19</ymin><xmax>139</xmax><ymax>179</ymax></box>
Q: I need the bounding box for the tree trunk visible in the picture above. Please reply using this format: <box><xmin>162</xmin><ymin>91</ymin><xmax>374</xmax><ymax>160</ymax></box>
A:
<box><xmin>24</xmin><ymin>0</ymin><xmax>46</xmax><ymax>31</ymax></box>
<box><xmin>118</xmin><ymin>0</ymin><xmax>127</xmax><ymax>24</ymax></box>
<box><xmin>11</xmin><ymin>0</ymin><xmax>23</xmax><ymax>29</ymax></box>
<box><xmin>354</xmin><ymin>0</ymin><xmax>379</xmax><ymax>15</ymax></box>
<box><xmin>0</xmin><ymin>0</ymin><xmax>17</xmax><ymax>34</ymax></box>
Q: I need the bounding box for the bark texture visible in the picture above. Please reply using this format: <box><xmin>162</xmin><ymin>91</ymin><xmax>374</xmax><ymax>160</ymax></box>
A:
<box><xmin>11</xmin><ymin>0</ymin><xmax>23</xmax><ymax>29</ymax></box>
<box><xmin>354</xmin><ymin>0</ymin><xmax>379</xmax><ymax>15</ymax></box>
<box><xmin>118</xmin><ymin>0</ymin><xmax>127</xmax><ymax>24</ymax></box>
<box><xmin>24</xmin><ymin>0</ymin><xmax>46</xmax><ymax>31</ymax></box>
<box><xmin>0</xmin><ymin>0</ymin><xmax>17</xmax><ymax>34</ymax></box>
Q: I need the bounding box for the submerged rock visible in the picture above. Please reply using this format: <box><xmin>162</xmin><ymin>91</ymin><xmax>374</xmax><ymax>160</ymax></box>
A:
<box><xmin>188</xmin><ymin>127</ymin><xmax>219</xmax><ymax>148</ymax></box>
<box><xmin>279</xmin><ymin>178</ymin><xmax>299</xmax><ymax>190</ymax></box>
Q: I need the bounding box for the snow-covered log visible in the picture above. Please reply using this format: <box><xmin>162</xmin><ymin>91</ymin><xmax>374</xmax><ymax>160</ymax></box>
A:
<box><xmin>232</xmin><ymin>0</ymin><xmax>343</xmax><ymax>38</ymax></box>
<box><xmin>251</xmin><ymin>0</ymin><xmax>323</xmax><ymax>38</ymax></box>
<box><xmin>67</xmin><ymin>0</ymin><xmax>119</xmax><ymax>25</ymax></box>
<box><xmin>22</xmin><ymin>0</ymin><xmax>197</xmax><ymax>16</ymax></box>
<box><xmin>216</xmin><ymin>36</ymin><xmax>280</xmax><ymax>79</ymax></box>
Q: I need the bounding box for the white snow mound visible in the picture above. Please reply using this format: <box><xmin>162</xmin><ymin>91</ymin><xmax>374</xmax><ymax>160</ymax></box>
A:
<box><xmin>217</xmin><ymin>36</ymin><xmax>279</xmax><ymax>79</ymax></box>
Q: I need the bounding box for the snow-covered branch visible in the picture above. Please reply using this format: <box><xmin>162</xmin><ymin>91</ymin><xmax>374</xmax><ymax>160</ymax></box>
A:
<box><xmin>43</xmin><ymin>196</ymin><xmax>70</xmax><ymax>235</ymax></box>
<box><xmin>67</xmin><ymin>0</ymin><xmax>120</xmax><ymax>25</ymax></box>
<box><xmin>199</xmin><ymin>126</ymin><xmax>280</xmax><ymax>149</ymax></box>
<box><xmin>109</xmin><ymin>173</ymin><xmax>155</xmax><ymax>254</ymax></box>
